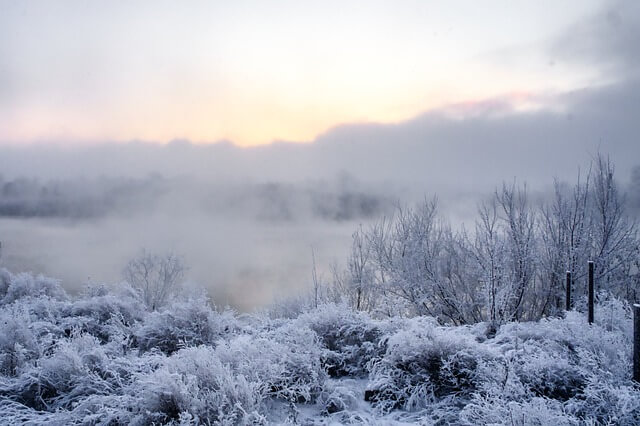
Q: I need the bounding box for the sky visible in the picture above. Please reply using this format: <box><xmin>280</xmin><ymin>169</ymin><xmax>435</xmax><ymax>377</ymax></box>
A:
<box><xmin>0</xmin><ymin>0</ymin><xmax>610</xmax><ymax>146</ymax></box>
<box><xmin>1</xmin><ymin>1</ymin><xmax>640</xmax><ymax>309</ymax></box>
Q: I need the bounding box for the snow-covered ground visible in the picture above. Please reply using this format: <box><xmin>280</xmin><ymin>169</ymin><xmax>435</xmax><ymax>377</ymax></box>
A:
<box><xmin>0</xmin><ymin>268</ymin><xmax>638</xmax><ymax>425</ymax></box>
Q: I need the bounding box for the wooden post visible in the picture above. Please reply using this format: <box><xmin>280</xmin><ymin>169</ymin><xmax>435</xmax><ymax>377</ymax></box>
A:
<box><xmin>634</xmin><ymin>304</ymin><xmax>640</xmax><ymax>382</ymax></box>
<box><xmin>588</xmin><ymin>261</ymin><xmax>594</xmax><ymax>324</ymax></box>
<box><xmin>565</xmin><ymin>271</ymin><xmax>571</xmax><ymax>311</ymax></box>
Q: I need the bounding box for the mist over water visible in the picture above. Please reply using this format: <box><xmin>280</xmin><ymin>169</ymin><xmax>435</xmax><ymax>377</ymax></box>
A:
<box><xmin>1</xmin><ymin>72</ymin><xmax>640</xmax><ymax>309</ymax></box>
<box><xmin>0</xmin><ymin>173</ymin><xmax>401</xmax><ymax>309</ymax></box>
<box><xmin>0</xmin><ymin>146</ymin><xmax>637</xmax><ymax>310</ymax></box>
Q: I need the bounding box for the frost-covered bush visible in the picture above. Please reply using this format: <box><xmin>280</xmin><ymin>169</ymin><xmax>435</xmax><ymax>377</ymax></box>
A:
<box><xmin>490</xmin><ymin>320</ymin><xmax>588</xmax><ymax>401</ymax></box>
<box><xmin>460</xmin><ymin>394</ymin><xmax>582</xmax><ymax>425</ymax></box>
<box><xmin>123</xmin><ymin>346</ymin><xmax>265</xmax><ymax>425</ymax></box>
<box><xmin>465</xmin><ymin>303</ymin><xmax>638</xmax><ymax>424</ymax></box>
<box><xmin>493</xmin><ymin>308</ymin><xmax>631</xmax><ymax>387</ymax></box>
<box><xmin>462</xmin><ymin>383</ymin><xmax>640</xmax><ymax>426</ymax></box>
<box><xmin>6</xmin><ymin>333</ymin><xmax>116</xmax><ymax>411</ymax></box>
<box><xmin>1</xmin><ymin>272</ymin><xmax>67</xmax><ymax>304</ymax></box>
<box><xmin>0</xmin><ymin>267</ymin><xmax>638</xmax><ymax>424</ymax></box>
<box><xmin>136</xmin><ymin>296</ymin><xmax>236</xmax><ymax>354</ymax></box>
<box><xmin>319</xmin><ymin>381</ymin><xmax>360</xmax><ymax>415</ymax></box>
<box><xmin>594</xmin><ymin>294</ymin><xmax>634</xmax><ymax>336</ymax></box>
<box><xmin>215</xmin><ymin>322</ymin><xmax>327</xmax><ymax>404</ymax></box>
<box><xmin>0</xmin><ymin>304</ymin><xmax>40</xmax><ymax>375</ymax></box>
<box><xmin>59</xmin><ymin>291</ymin><xmax>144</xmax><ymax>344</ymax></box>
<box><xmin>365</xmin><ymin>317</ymin><xmax>492</xmax><ymax>413</ymax></box>
<box><xmin>296</xmin><ymin>304</ymin><xmax>389</xmax><ymax>377</ymax></box>
<box><xmin>0</xmin><ymin>268</ymin><xmax>11</xmax><ymax>298</ymax></box>
<box><xmin>566</xmin><ymin>380</ymin><xmax>640</xmax><ymax>425</ymax></box>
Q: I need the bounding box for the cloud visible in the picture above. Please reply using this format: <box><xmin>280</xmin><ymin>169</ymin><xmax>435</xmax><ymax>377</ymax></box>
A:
<box><xmin>1</xmin><ymin>2</ymin><xmax>640</xmax><ymax>309</ymax></box>
<box><xmin>549</xmin><ymin>1</ymin><xmax>640</xmax><ymax>79</ymax></box>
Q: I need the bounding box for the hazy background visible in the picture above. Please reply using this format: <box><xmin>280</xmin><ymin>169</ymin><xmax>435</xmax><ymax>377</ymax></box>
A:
<box><xmin>1</xmin><ymin>1</ymin><xmax>639</xmax><ymax>309</ymax></box>
<box><xmin>1</xmin><ymin>88</ymin><xmax>639</xmax><ymax>308</ymax></box>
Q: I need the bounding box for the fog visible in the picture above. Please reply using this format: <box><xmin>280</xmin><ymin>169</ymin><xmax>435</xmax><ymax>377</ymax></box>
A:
<box><xmin>1</xmin><ymin>79</ymin><xmax>639</xmax><ymax>308</ymax></box>
<box><xmin>2</xmin><ymin>74</ymin><xmax>640</xmax><ymax>309</ymax></box>
<box><xmin>0</xmin><ymin>174</ymin><xmax>402</xmax><ymax>309</ymax></box>
<box><xmin>1</xmin><ymin>1</ymin><xmax>639</xmax><ymax>309</ymax></box>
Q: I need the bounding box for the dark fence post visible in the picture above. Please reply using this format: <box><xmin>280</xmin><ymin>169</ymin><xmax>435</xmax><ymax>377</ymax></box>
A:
<box><xmin>566</xmin><ymin>271</ymin><xmax>572</xmax><ymax>311</ymax></box>
<box><xmin>634</xmin><ymin>304</ymin><xmax>640</xmax><ymax>383</ymax></box>
<box><xmin>588</xmin><ymin>261</ymin><xmax>594</xmax><ymax>324</ymax></box>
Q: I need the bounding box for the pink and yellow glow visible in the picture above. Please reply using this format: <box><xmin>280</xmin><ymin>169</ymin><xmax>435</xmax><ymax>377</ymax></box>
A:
<box><xmin>0</xmin><ymin>0</ymin><xmax>604</xmax><ymax>146</ymax></box>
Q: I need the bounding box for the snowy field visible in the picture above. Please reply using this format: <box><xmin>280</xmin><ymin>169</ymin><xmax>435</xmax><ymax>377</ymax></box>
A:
<box><xmin>0</xmin><ymin>269</ymin><xmax>638</xmax><ymax>425</ymax></box>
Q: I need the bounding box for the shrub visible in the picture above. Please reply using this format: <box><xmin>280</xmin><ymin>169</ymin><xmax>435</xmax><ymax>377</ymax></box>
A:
<box><xmin>0</xmin><ymin>304</ymin><xmax>39</xmax><ymax>375</ymax></box>
<box><xmin>365</xmin><ymin>317</ymin><xmax>491</xmax><ymax>413</ymax></box>
<box><xmin>460</xmin><ymin>394</ymin><xmax>582</xmax><ymax>425</ymax></box>
<box><xmin>296</xmin><ymin>304</ymin><xmax>388</xmax><ymax>377</ymax></box>
<box><xmin>1</xmin><ymin>272</ymin><xmax>67</xmax><ymax>305</ymax></box>
<box><xmin>135</xmin><ymin>296</ymin><xmax>235</xmax><ymax>354</ymax></box>
<box><xmin>60</xmin><ymin>292</ymin><xmax>143</xmax><ymax>344</ymax></box>
<box><xmin>126</xmin><ymin>346</ymin><xmax>265</xmax><ymax>425</ymax></box>
<box><xmin>320</xmin><ymin>381</ymin><xmax>360</xmax><ymax>415</ymax></box>
<box><xmin>215</xmin><ymin>322</ymin><xmax>327</xmax><ymax>404</ymax></box>
<box><xmin>7</xmin><ymin>333</ymin><xmax>115</xmax><ymax>411</ymax></box>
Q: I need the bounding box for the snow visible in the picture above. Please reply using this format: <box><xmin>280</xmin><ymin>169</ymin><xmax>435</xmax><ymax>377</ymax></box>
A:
<box><xmin>0</xmin><ymin>268</ymin><xmax>638</xmax><ymax>424</ymax></box>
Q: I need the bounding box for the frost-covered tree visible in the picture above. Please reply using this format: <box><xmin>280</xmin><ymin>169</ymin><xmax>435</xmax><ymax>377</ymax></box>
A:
<box><xmin>371</xmin><ymin>198</ymin><xmax>446</xmax><ymax>318</ymax></box>
<box><xmin>538</xmin><ymin>172</ymin><xmax>591</xmax><ymax>315</ymax></box>
<box><xmin>123</xmin><ymin>251</ymin><xmax>186</xmax><ymax>311</ymax></box>
<box><xmin>589</xmin><ymin>154</ymin><xmax>638</xmax><ymax>300</ymax></box>
<box><xmin>468</xmin><ymin>198</ymin><xmax>510</xmax><ymax>324</ymax></box>
<box><xmin>490</xmin><ymin>182</ymin><xmax>538</xmax><ymax>321</ymax></box>
<box><xmin>326</xmin><ymin>154</ymin><xmax>639</xmax><ymax>325</ymax></box>
<box><xmin>334</xmin><ymin>199</ymin><xmax>482</xmax><ymax>324</ymax></box>
<box><xmin>331</xmin><ymin>227</ymin><xmax>378</xmax><ymax>312</ymax></box>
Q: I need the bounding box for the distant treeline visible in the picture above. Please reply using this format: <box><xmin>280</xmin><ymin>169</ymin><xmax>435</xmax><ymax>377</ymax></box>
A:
<box><xmin>0</xmin><ymin>175</ymin><xmax>392</xmax><ymax>222</ymax></box>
